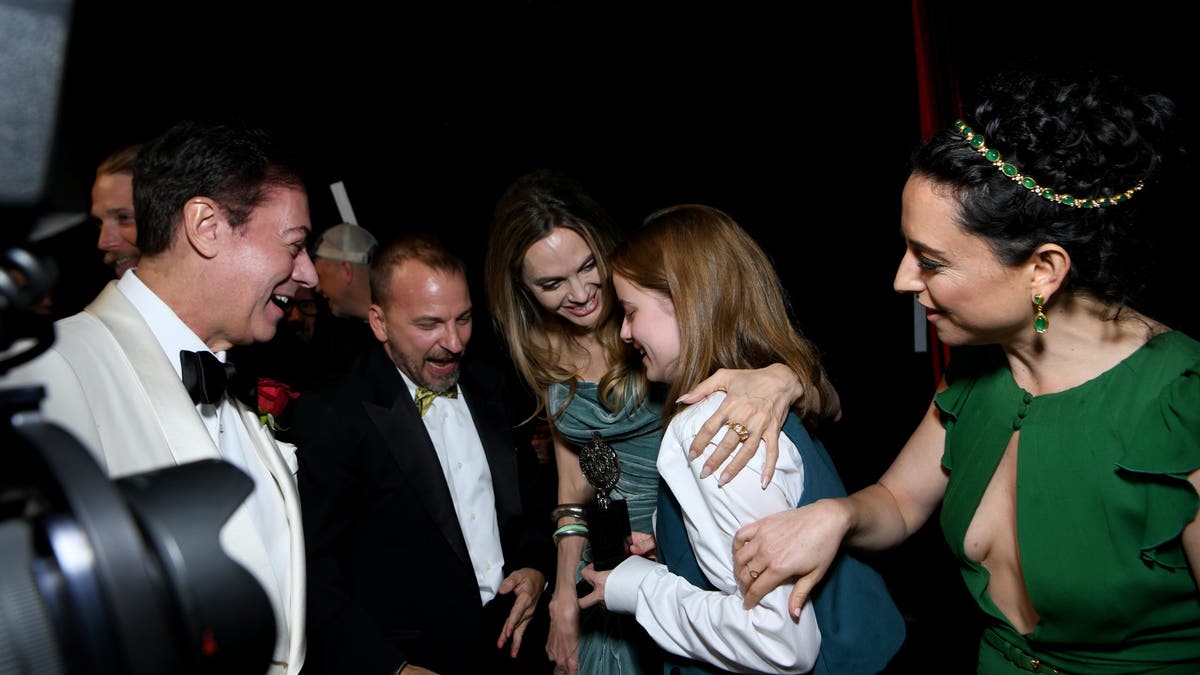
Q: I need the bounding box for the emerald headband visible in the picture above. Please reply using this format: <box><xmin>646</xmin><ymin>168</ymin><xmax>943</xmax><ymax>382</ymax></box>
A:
<box><xmin>953</xmin><ymin>120</ymin><xmax>1143</xmax><ymax>208</ymax></box>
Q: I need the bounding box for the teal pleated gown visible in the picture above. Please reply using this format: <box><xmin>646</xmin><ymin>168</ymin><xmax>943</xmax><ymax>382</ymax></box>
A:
<box><xmin>550</xmin><ymin>381</ymin><xmax>663</xmax><ymax>675</ymax></box>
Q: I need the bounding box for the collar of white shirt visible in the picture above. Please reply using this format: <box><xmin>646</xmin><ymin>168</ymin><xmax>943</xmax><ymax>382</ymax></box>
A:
<box><xmin>116</xmin><ymin>270</ymin><xmax>227</xmax><ymax>380</ymax></box>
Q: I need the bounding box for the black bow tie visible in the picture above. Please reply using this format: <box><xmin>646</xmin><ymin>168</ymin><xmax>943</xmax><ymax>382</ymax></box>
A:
<box><xmin>180</xmin><ymin>350</ymin><xmax>256</xmax><ymax>407</ymax></box>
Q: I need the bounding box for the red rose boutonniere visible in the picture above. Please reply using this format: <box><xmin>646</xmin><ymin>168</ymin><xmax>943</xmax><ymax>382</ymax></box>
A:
<box><xmin>258</xmin><ymin>377</ymin><xmax>299</xmax><ymax>431</ymax></box>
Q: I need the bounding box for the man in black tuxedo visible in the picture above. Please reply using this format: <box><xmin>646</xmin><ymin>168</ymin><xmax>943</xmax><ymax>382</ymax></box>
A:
<box><xmin>294</xmin><ymin>234</ymin><xmax>552</xmax><ymax>675</ymax></box>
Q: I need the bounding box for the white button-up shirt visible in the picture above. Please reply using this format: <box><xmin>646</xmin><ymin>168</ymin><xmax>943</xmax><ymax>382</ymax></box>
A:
<box><xmin>605</xmin><ymin>393</ymin><xmax>821</xmax><ymax>673</ymax></box>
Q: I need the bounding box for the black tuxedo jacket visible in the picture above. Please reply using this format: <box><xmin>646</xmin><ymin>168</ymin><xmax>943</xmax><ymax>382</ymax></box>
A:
<box><xmin>294</xmin><ymin>346</ymin><xmax>552</xmax><ymax>675</ymax></box>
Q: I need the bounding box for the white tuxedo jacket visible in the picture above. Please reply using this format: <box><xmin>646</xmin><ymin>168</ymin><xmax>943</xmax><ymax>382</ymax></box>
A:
<box><xmin>5</xmin><ymin>282</ymin><xmax>305</xmax><ymax>674</ymax></box>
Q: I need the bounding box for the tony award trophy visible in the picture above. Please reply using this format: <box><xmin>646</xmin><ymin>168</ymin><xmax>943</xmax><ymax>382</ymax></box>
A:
<box><xmin>579</xmin><ymin>432</ymin><xmax>631</xmax><ymax>570</ymax></box>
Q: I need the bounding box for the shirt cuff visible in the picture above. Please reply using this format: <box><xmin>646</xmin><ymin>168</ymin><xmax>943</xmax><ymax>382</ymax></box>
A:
<box><xmin>604</xmin><ymin>555</ymin><xmax>661</xmax><ymax>614</ymax></box>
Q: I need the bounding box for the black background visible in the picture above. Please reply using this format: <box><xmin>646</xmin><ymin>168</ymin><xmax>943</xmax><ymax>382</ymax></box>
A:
<box><xmin>14</xmin><ymin>0</ymin><xmax>1200</xmax><ymax>670</ymax></box>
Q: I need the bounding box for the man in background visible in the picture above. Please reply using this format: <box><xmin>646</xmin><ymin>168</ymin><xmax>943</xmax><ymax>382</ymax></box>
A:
<box><xmin>28</xmin><ymin>143</ymin><xmax>144</xmax><ymax>318</ymax></box>
<box><xmin>312</xmin><ymin>222</ymin><xmax>376</xmax><ymax>320</ymax></box>
<box><xmin>91</xmin><ymin>143</ymin><xmax>142</xmax><ymax>277</ymax></box>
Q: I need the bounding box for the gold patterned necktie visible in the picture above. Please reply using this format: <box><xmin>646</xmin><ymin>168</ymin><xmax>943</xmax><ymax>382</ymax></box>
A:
<box><xmin>414</xmin><ymin>385</ymin><xmax>458</xmax><ymax>416</ymax></box>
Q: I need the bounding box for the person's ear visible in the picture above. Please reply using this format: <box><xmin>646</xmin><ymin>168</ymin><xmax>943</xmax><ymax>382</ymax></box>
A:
<box><xmin>181</xmin><ymin>196</ymin><xmax>223</xmax><ymax>259</ymax></box>
<box><xmin>368</xmin><ymin>303</ymin><xmax>388</xmax><ymax>342</ymax></box>
<box><xmin>1028</xmin><ymin>243</ymin><xmax>1070</xmax><ymax>302</ymax></box>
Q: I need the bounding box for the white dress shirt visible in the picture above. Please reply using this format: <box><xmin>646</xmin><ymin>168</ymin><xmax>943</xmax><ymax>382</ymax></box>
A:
<box><xmin>117</xmin><ymin>270</ymin><xmax>292</xmax><ymax>609</ymax></box>
<box><xmin>604</xmin><ymin>393</ymin><xmax>821</xmax><ymax>674</ymax></box>
<box><xmin>398</xmin><ymin>370</ymin><xmax>504</xmax><ymax>603</ymax></box>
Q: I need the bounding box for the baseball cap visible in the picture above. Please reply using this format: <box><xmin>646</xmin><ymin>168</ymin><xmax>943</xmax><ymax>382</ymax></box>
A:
<box><xmin>313</xmin><ymin>223</ymin><xmax>378</xmax><ymax>264</ymax></box>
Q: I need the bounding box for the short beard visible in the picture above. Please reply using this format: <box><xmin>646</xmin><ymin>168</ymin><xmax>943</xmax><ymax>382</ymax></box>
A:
<box><xmin>386</xmin><ymin>341</ymin><xmax>461</xmax><ymax>392</ymax></box>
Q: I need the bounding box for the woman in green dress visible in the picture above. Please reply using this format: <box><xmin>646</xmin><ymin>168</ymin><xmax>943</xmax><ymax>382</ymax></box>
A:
<box><xmin>485</xmin><ymin>170</ymin><xmax>805</xmax><ymax>675</ymax></box>
<box><xmin>726</xmin><ymin>71</ymin><xmax>1200</xmax><ymax>673</ymax></box>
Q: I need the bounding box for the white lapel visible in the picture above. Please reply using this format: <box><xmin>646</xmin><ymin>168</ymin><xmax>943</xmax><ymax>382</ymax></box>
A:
<box><xmin>236</xmin><ymin>402</ymin><xmax>307</xmax><ymax>672</ymax></box>
<box><xmin>90</xmin><ymin>283</ymin><xmax>306</xmax><ymax>670</ymax></box>
<box><xmin>87</xmin><ymin>283</ymin><xmax>219</xmax><ymax>466</ymax></box>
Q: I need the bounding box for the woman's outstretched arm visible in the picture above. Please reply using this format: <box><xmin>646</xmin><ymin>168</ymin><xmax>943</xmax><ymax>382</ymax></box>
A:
<box><xmin>734</xmin><ymin>397</ymin><xmax>950</xmax><ymax>617</ymax></box>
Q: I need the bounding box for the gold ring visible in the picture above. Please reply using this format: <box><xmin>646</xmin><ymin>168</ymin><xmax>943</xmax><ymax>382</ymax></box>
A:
<box><xmin>749</xmin><ymin>568</ymin><xmax>761</xmax><ymax>579</ymax></box>
<box><xmin>727</xmin><ymin>422</ymin><xmax>750</xmax><ymax>443</ymax></box>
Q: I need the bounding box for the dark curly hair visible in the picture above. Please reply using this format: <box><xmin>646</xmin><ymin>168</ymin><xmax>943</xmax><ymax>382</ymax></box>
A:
<box><xmin>912</xmin><ymin>71</ymin><xmax>1178</xmax><ymax>310</ymax></box>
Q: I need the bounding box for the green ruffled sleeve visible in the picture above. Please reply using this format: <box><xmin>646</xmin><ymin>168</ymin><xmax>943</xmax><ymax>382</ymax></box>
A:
<box><xmin>934</xmin><ymin>346</ymin><xmax>1007</xmax><ymax>471</ymax></box>
<box><xmin>1116</xmin><ymin>363</ymin><xmax>1200</xmax><ymax>570</ymax></box>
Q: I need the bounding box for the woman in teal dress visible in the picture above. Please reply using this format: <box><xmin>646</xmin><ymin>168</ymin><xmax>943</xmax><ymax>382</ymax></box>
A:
<box><xmin>547</xmin><ymin>380</ymin><xmax>663</xmax><ymax>673</ymax></box>
<box><xmin>485</xmin><ymin>170</ymin><xmax>804</xmax><ymax>675</ymax></box>
<box><xmin>726</xmin><ymin>71</ymin><xmax>1200</xmax><ymax>672</ymax></box>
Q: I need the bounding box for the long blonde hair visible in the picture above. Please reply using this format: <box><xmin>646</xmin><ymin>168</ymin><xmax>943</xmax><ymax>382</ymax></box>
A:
<box><xmin>484</xmin><ymin>170</ymin><xmax>646</xmax><ymax>418</ymax></box>
<box><xmin>610</xmin><ymin>204</ymin><xmax>840</xmax><ymax>427</ymax></box>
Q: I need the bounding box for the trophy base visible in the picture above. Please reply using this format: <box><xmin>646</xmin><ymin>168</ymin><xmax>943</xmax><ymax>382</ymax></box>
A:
<box><xmin>588</xmin><ymin>497</ymin><xmax>632</xmax><ymax>571</ymax></box>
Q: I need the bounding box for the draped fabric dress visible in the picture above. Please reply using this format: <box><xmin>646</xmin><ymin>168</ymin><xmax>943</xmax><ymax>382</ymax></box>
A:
<box><xmin>550</xmin><ymin>381</ymin><xmax>663</xmax><ymax>675</ymax></box>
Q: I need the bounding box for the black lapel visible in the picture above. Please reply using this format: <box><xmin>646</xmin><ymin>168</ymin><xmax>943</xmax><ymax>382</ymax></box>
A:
<box><xmin>360</xmin><ymin>348</ymin><xmax>471</xmax><ymax>569</ymax></box>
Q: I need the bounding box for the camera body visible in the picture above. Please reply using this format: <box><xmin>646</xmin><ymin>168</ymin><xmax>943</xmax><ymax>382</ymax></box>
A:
<box><xmin>1</xmin><ymin>384</ymin><xmax>276</xmax><ymax>675</ymax></box>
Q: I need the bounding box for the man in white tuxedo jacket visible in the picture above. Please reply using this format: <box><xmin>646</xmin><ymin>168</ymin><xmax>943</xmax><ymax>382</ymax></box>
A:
<box><xmin>5</xmin><ymin>121</ymin><xmax>316</xmax><ymax>674</ymax></box>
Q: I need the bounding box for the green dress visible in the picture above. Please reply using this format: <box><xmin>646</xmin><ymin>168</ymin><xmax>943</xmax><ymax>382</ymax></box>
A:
<box><xmin>936</xmin><ymin>331</ymin><xmax>1200</xmax><ymax>674</ymax></box>
<box><xmin>550</xmin><ymin>381</ymin><xmax>663</xmax><ymax>674</ymax></box>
